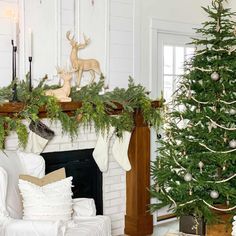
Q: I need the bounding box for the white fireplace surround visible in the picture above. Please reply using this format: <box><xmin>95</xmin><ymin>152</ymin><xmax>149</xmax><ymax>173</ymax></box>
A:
<box><xmin>4</xmin><ymin>119</ymin><xmax>126</xmax><ymax>236</ymax></box>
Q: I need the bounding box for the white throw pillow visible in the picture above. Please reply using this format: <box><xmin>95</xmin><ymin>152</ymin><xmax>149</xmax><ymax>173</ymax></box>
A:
<box><xmin>19</xmin><ymin>177</ymin><xmax>73</xmax><ymax>221</ymax></box>
<box><xmin>72</xmin><ymin>198</ymin><xmax>96</xmax><ymax>218</ymax></box>
<box><xmin>0</xmin><ymin>150</ymin><xmax>25</xmax><ymax>219</ymax></box>
<box><xmin>0</xmin><ymin>167</ymin><xmax>9</xmax><ymax>218</ymax></box>
<box><xmin>17</xmin><ymin>150</ymin><xmax>45</xmax><ymax>178</ymax></box>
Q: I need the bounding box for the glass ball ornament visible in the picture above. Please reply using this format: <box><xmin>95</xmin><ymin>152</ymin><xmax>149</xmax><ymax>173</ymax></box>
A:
<box><xmin>229</xmin><ymin>140</ymin><xmax>236</xmax><ymax>149</ymax></box>
<box><xmin>211</xmin><ymin>72</ymin><xmax>220</xmax><ymax>81</ymax></box>
<box><xmin>229</xmin><ymin>109</ymin><xmax>236</xmax><ymax>115</ymax></box>
<box><xmin>210</xmin><ymin>190</ymin><xmax>219</xmax><ymax>199</ymax></box>
<box><xmin>184</xmin><ymin>173</ymin><xmax>192</xmax><ymax>182</ymax></box>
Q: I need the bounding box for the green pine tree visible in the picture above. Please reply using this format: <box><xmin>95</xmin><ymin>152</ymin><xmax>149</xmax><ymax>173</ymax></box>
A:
<box><xmin>151</xmin><ymin>0</ymin><xmax>236</xmax><ymax>223</ymax></box>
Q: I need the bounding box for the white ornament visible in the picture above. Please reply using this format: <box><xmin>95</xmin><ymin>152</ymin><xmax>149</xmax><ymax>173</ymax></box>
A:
<box><xmin>229</xmin><ymin>109</ymin><xmax>236</xmax><ymax>115</ymax></box>
<box><xmin>155</xmin><ymin>184</ymin><xmax>160</xmax><ymax>192</ymax></box>
<box><xmin>210</xmin><ymin>190</ymin><xmax>219</xmax><ymax>199</ymax></box>
<box><xmin>198</xmin><ymin>161</ymin><xmax>204</xmax><ymax>174</ymax></box>
<box><xmin>229</xmin><ymin>140</ymin><xmax>236</xmax><ymax>149</ymax></box>
<box><xmin>211</xmin><ymin>72</ymin><xmax>220</xmax><ymax>81</ymax></box>
<box><xmin>184</xmin><ymin>173</ymin><xmax>192</xmax><ymax>182</ymax></box>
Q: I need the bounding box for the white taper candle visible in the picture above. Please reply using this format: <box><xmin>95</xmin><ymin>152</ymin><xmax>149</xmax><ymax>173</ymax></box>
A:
<box><xmin>28</xmin><ymin>28</ymin><xmax>32</xmax><ymax>57</ymax></box>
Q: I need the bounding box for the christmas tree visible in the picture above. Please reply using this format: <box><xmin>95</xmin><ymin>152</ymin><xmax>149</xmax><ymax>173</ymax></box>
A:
<box><xmin>151</xmin><ymin>0</ymin><xmax>236</xmax><ymax>223</ymax></box>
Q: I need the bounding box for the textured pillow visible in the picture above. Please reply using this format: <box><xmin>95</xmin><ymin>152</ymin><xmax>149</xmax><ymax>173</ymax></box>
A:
<box><xmin>18</xmin><ymin>176</ymin><xmax>73</xmax><ymax>221</ymax></box>
<box><xmin>19</xmin><ymin>168</ymin><xmax>66</xmax><ymax>187</ymax></box>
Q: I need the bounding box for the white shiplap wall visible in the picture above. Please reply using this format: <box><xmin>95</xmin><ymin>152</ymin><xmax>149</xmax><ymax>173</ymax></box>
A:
<box><xmin>60</xmin><ymin>0</ymin><xmax>76</xmax><ymax>68</ymax></box>
<box><xmin>0</xmin><ymin>0</ymin><xmax>135</xmax><ymax>89</ymax></box>
<box><xmin>0</xmin><ymin>0</ymin><xmax>18</xmax><ymax>87</ymax></box>
<box><xmin>109</xmin><ymin>0</ymin><xmax>134</xmax><ymax>89</ymax></box>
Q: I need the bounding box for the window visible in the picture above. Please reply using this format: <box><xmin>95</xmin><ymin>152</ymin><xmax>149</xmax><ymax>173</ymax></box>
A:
<box><xmin>163</xmin><ymin>45</ymin><xmax>194</xmax><ymax>103</ymax></box>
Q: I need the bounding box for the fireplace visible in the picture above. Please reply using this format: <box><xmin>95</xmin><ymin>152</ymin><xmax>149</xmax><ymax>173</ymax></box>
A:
<box><xmin>41</xmin><ymin>149</ymin><xmax>103</xmax><ymax>215</ymax></box>
<box><xmin>5</xmin><ymin>120</ymin><xmax>127</xmax><ymax>235</ymax></box>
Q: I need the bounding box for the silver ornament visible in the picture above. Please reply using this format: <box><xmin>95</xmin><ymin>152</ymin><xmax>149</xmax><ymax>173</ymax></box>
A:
<box><xmin>211</xmin><ymin>72</ymin><xmax>220</xmax><ymax>81</ymax></box>
<box><xmin>229</xmin><ymin>109</ymin><xmax>236</xmax><ymax>115</ymax></box>
<box><xmin>210</xmin><ymin>190</ymin><xmax>219</xmax><ymax>199</ymax></box>
<box><xmin>229</xmin><ymin>140</ymin><xmax>236</xmax><ymax>149</ymax></box>
<box><xmin>184</xmin><ymin>173</ymin><xmax>192</xmax><ymax>182</ymax></box>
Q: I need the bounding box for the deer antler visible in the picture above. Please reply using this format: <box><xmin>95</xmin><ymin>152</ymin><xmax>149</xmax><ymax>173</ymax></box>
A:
<box><xmin>78</xmin><ymin>34</ymin><xmax>91</xmax><ymax>49</ymax></box>
<box><xmin>66</xmin><ymin>31</ymin><xmax>75</xmax><ymax>45</ymax></box>
<box><xmin>83</xmin><ymin>33</ymin><xmax>91</xmax><ymax>45</ymax></box>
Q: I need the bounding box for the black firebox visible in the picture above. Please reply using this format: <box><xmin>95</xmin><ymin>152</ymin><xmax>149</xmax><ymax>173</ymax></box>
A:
<box><xmin>41</xmin><ymin>149</ymin><xmax>103</xmax><ymax>215</ymax></box>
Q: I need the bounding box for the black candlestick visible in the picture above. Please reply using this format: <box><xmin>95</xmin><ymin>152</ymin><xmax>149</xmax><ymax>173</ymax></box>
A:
<box><xmin>11</xmin><ymin>40</ymin><xmax>18</xmax><ymax>102</ymax></box>
<box><xmin>28</xmin><ymin>57</ymin><xmax>32</xmax><ymax>92</ymax></box>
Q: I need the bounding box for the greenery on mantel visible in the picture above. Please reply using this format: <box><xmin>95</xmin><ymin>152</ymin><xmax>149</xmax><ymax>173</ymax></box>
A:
<box><xmin>0</xmin><ymin>75</ymin><xmax>162</xmax><ymax>149</ymax></box>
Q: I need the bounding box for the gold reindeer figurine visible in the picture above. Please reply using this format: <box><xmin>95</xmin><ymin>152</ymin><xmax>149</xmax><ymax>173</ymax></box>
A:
<box><xmin>45</xmin><ymin>68</ymin><xmax>74</xmax><ymax>102</ymax></box>
<box><xmin>66</xmin><ymin>31</ymin><xmax>102</xmax><ymax>87</ymax></box>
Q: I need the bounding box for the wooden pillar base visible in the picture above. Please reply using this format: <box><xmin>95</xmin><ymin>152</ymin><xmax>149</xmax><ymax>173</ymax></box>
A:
<box><xmin>125</xmin><ymin>215</ymin><xmax>153</xmax><ymax>236</ymax></box>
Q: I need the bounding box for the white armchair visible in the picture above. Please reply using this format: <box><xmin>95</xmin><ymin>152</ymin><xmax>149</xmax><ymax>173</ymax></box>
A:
<box><xmin>0</xmin><ymin>150</ymin><xmax>111</xmax><ymax>236</ymax></box>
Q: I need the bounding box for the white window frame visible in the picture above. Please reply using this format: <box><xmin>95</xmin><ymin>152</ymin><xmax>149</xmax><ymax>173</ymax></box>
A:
<box><xmin>150</xmin><ymin>18</ymin><xmax>198</xmax><ymax>99</ymax></box>
<box><xmin>150</xmin><ymin>18</ymin><xmax>198</xmax><ymax>225</ymax></box>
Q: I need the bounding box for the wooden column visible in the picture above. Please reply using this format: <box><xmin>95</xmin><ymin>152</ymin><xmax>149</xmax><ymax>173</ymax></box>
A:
<box><xmin>125</xmin><ymin>110</ymin><xmax>153</xmax><ymax>236</ymax></box>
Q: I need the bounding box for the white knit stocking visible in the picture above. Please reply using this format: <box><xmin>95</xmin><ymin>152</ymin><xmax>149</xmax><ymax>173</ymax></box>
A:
<box><xmin>112</xmin><ymin>131</ymin><xmax>132</xmax><ymax>171</ymax></box>
<box><xmin>24</xmin><ymin>131</ymin><xmax>49</xmax><ymax>154</ymax></box>
<box><xmin>92</xmin><ymin>127</ymin><xmax>115</xmax><ymax>172</ymax></box>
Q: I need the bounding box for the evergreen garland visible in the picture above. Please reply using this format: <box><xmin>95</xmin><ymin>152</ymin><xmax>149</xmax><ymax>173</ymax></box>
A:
<box><xmin>0</xmin><ymin>75</ymin><xmax>161</xmax><ymax>148</ymax></box>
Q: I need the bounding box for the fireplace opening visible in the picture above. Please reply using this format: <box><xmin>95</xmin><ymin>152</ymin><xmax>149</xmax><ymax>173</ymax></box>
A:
<box><xmin>41</xmin><ymin>149</ymin><xmax>103</xmax><ymax>215</ymax></box>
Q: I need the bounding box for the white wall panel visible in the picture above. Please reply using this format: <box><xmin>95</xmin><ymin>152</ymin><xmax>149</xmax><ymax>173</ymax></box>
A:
<box><xmin>0</xmin><ymin>0</ymin><xmax>18</xmax><ymax>87</ymax></box>
<box><xmin>108</xmin><ymin>0</ymin><xmax>134</xmax><ymax>89</ymax></box>
<box><xmin>0</xmin><ymin>18</ymin><xmax>12</xmax><ymax>34</ymax></box>
<box><xmin>110</xmin><ymin>44</ymin><xmax>133</xmax><ymax>59</ymax></box>
<box><xmin>0</xmin><ymin>35</ymin><xmax>11</xmax><ymax>51</ymax></box>
<box><xmin>61</xmin><ymin>0</ymin><xmax>74</xmax><ymax>10</ymax></box>
<box><xmin>110</xmin><ymin>16</ymin><xmax>133</xmax><ymax>32</ymax></box>
<box><xmin>61</xmin><ymin>9</ymin><xmax>74</xmax><ymax>26</ymax></box>
<box><xmin>110</xmin><ymin>1</ymin><xmax>133</xmax><ymax>18</ymax></box>
<box><xmin>110</xmin><ymin>31</ymin><xmax>133</xmax><ymax>45</ymax></box>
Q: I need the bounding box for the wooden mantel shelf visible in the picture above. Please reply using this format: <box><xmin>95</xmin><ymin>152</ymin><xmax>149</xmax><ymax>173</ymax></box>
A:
<box><xmin>0</xmin><ymin>100</ymin><xmax>161</xmax><ymax>236</ymax></box>
<box><xmin>0</xmin><ymin>100</ymin><xmax>161</xmax><ymax>116</ymax></box>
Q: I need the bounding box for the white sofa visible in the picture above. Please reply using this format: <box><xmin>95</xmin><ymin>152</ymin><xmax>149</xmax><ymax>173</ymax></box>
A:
<box><xmin>0</xmin><ymin>150</ymin><xmax>111</xmax><ymax>236</ymax></box>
